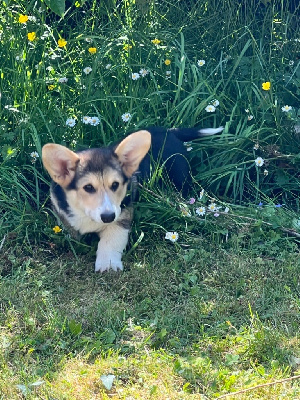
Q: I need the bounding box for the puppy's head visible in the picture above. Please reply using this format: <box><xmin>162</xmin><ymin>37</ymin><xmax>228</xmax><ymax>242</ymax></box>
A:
<box><xmin>42</xmin><ymin>130</ymin><xmax>151</xmax><ymax>224</ymax></box>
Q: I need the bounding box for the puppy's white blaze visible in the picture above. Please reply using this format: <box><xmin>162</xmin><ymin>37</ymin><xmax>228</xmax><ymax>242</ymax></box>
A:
<box><xmin>198</xmin><ymin>126</ymin><xmax>224</xmax><ymax>135</ymax></box>
<box><xmin>86</xmin><ymin>192</ymin><xmax>120</xmax><ymax>223</ymax></box>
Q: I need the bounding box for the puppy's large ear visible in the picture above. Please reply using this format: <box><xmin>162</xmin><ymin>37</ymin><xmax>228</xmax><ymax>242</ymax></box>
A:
<box><xmin>42</xmin><ymin>143</ymin><xmax>80</xmax><ymax>187</ymax></box>
<box><xmin>114</xmin><ymin>130</ymin><xmax>151</xmax><ymax>177</ymax></box>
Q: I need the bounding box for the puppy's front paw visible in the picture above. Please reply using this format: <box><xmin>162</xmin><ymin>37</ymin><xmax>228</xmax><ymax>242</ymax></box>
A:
<box><xmin>95</xmin><ymin>255</ymin><xmax>123</xmax><ymax>273</ymax></box>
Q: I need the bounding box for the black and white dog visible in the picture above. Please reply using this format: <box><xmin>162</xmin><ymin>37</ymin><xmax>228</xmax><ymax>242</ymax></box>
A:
<box><xmin>42</xmin><ymin>126</ymin><xmax>223</xmax><ymax>272</ymax></box>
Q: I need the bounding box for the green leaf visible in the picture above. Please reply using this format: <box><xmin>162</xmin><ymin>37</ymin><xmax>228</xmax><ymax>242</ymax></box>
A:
<box><xmin>100</xmin><ymin>328</ymin><xmax>116</xmax><ymax>344</ymax></box>
<box><xmin>68</xmin><ymin>319</ymin><xmax>82</xmax><ymax>336</ymax></box>
<box><xmin>44</xmin><ymin>0</ymin><xmax>66</xmax><ymax>17</ymax></box>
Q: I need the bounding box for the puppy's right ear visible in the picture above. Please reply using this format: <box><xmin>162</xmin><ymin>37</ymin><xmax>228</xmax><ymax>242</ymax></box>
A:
<box><xmin>42</xmin><ymin>143</ymin><xmax>80</xmax><ymax>187</ymax></box>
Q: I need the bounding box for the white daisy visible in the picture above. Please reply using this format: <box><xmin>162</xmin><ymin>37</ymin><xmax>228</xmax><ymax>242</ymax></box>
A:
<box><xmin>224</xmin><ymin>207</ymin><xmax>229</xmax><ymax>213</ymax></box>
<box><xmin>212</xmin><ymin>99</ymin><xmax>219</xmax><ymax>107</ymax></box>
<box><xmin>139</xmin><ymin>68</ymin><xmax>149</xmax><ymax>77</ymax></box>
<box><xmin>66</xmin><ymin>118</ymin><xmax>76</xmax><ymax>127</ymax></box>
<box><xmin>208</xmin><ymin>203</ymin><xmax>217</xmax><ymax>212</ymax></box>
<box><xmin>83</xmin><ymin>66</ymin><xmax>92</xmax><ymax>75</ymax></box>
<box><xmin>196</xmin><ymin>206</ymin><xmax>206</xmax><ymax>216</ymax></box>
<box><xmin>82</xmin><ymin>116</ymin><xmax>91</xmax><ymax>124</ymax></box>
<box><xmin>58</xmin><ymin>77</ymin><xmax>68</xmax><ymax>83</ymax></box>
<box><xmin>197</xmin><ymin>59</ymin><xmax>205</xmax><ymax>67</ymax></box>
<box><xmin>30</xmin><ymin>151</ymin><xmax>39</xmax><ymax>159</ymax></box>
<box><xmin>281</xmin><ymin>105</ymin><xmax>292</xmax><ymax>112</ymax></box>
<box><xmin>105</xmin><ymin>64</ymin><xmax>112</xmax><ymax>69</ymax></box>
<box><xmin>199</xmin><ymin>189</ymin><xmax>204</xmax><ymax>199</ymax></box>
<box><xmin>205</xmin><ymin>105</ymin><xmax>216</xmax><ymax>113</ymax></box>
<box><xmin>248</xmin><ymin>115</ymin><xmax>254</xmax><ymax>121</ymax></box>
<box><xmin>165</xmin><ymin>231</ymin><xmax>179</xmax><ymax>242</ymax></box>
<box><xmin>90</xmin><ymin>116</ymin><xmax>100</xmax><ymax>126</ymax></box>
<box><xmin>131</xmin><ymin>72</ymin><xmax>140</xmax><ymax>80</ymax></box>
<box><xmin>255</xmin><ymin>157</ymin><xmax>264</xmax><ymax>167</ymax></box>
<box><xmin>121</xmin><ymin>112</ymin><xmax>132</xmax><ymax>122</ymax></box>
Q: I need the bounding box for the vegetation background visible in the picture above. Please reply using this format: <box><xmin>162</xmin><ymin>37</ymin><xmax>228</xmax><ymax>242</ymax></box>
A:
<box><xmin>0</xmin><ymin>0</ymin><xmax>299</xmax><ymax>398</ymax></box>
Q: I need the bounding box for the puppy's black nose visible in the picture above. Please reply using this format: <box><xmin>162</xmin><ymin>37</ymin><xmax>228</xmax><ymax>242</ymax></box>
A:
<box><xmin>101</xmin><ymin>212</ymin><xmax>115</xmax><ymax>223</ymax></box>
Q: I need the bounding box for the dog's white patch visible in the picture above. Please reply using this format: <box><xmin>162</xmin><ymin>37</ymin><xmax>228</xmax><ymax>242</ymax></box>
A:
<box><xmin>95</xmin><ymin>222</ymin><xmax>129</xmax><ymax>272</ymax></box>
<box><xmin>86</xmin><ymin>192</ymin><xmax>120</xmax><ymax>223</ymax></box>
<box><xmin>198</xmin><ymin>126</ymin><xmax>224</xmax><ymax>135</ymax></box>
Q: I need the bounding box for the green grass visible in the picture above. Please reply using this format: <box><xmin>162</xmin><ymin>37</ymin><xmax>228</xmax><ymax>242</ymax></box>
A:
<box><xmin>0</xmin><ymin>0</ymin><xmax>300</xmax><ymax>398</ymax></box>
<box><xmin>1</xmin><ymin>239</ymin><xmax>300</xmax><ymax>399</ymax></box>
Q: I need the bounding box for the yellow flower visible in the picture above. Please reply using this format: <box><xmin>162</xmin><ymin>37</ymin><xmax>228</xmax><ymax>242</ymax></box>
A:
<box><xmin>19</xmin><ymin>14</ymin><xmax>28</xmax><ymax>23</ymax></box>
<box><xmin>58</xmin><ymin>38</ymin><xmax>67</xmax><ymax>48</ymax></box>
<box><xmin>88</xmin><ymin>47</ymin><xmax>97</xmax><ymax>54</ymax></box>
<box><xmin>123</xmin><ymin>44</ymin><xmax>132</xmax><ymax>51</ymax></box>
<box><xmin>151</xmin><ymin>38</ymin><xmax>161</xmax><ymax>45</ymax></box>
<box><xmin>262</xmin><ymin>81</ymin><xmax>271</xmax><ymax>90</ymax></box>
<box><xmin>27</xmin><ymin>32</ymin><xmax>36</xmax><ymax>41</ymax></box>
<box><xmin>53</xmin><ymin>226</ymin><xmax>62</xmax><ymax>234</ymax></box>
<box><xmin>48</xmin><ymin>85</ymin><xmax>55</xmax><ymax>91</ymax></box>
<box><xmin>164</xmin><ymin>59</ymin><xmax>171</xmax><ymax>65</ymax></box>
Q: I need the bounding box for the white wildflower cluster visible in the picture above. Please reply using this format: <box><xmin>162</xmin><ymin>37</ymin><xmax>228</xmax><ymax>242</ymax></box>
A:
<box><xmin>165</xmin><ymin>190</ymin><xmax>230</xmax><ymax>243</ymax></box>
<box><xmin>82</xmin><ymin>116</ymin><xmax>100</xmax><ymax>126</ymax></box>
<box><xmin>183</xmin><ymin>190</ymin><xmax>229</xmax><ymax>218</ymax></box>
<box><xmin>205</xmin><ymin>99</ymin><xmax>220</xmax><ymax>113</ymax></box>
<box><xmin>245</xmin><ymin>109</ymin><xmax>254</xmax><ymax>121</ymax></box>
<box><xmin>66</xmin><ymin>115</ymin><xmax>101</xmax><ymax>127</ymax></box>
<box><xmin>130</xmin><ymin>68</ymin><xmax>149</xmax><ymax>80</ymax></box>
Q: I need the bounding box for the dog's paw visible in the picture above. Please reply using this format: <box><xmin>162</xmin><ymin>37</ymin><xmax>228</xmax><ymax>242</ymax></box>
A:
<box><xmin>95</xmin><ymin>256</ymin><xmax>123</xmax><ymax>273</ymax></box>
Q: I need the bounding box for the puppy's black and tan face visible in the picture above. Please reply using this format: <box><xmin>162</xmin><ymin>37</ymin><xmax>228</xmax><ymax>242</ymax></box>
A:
<box><xmin>66</xmin><ymin>149</ymin><xmax>129</xmax><ymax>223</ymax></box>
<box><xmin>42</xmin><ymin>130</ymin><xmax>151</xmax><ymax>225</ymax></box>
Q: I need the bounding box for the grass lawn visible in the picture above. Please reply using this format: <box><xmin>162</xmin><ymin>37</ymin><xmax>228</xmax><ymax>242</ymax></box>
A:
<box><xmin>1</xmin><ymin>236</ymin><xmax>300</xmax><ymax>399</ymax></box>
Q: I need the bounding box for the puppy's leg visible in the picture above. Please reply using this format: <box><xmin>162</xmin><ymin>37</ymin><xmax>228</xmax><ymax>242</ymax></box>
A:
<box><xmin>95</xmin><ymin>208</ymin><xmax>132</xmax><ymax>272</ymax></box>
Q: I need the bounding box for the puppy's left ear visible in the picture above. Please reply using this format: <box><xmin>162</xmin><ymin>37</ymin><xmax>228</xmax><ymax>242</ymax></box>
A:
<box><xmin>114</xmin><ymin>130</ymin><xmax>151</xmax><ymax>177</ymax></box>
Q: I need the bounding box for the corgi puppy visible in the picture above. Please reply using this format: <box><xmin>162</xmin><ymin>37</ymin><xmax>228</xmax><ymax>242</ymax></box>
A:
<box><xmin>42</xmin><ymin>126</ymin><xmax>223</xmax><ymax>272</ymax></box>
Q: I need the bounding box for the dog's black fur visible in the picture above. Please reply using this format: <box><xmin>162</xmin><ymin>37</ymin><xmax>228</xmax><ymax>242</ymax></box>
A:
<box><xmin>137</xmin><ymin>126</ymin><xmax>221</xmax><ymax>195</ymax></box>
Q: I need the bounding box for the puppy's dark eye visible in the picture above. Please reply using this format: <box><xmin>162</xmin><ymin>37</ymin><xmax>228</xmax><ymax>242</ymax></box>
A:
<box><xmin>83</xmin><ymin>184</ymin><xmax>96</xmax><ymax>193</ymax></box>
<box><xmin>111</xmin><ymin>181</ymin><xmax>119</xmax><ymax>192</ymax></box>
